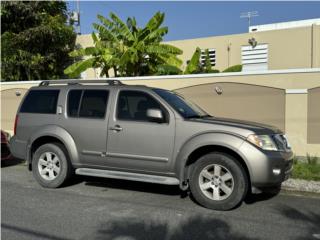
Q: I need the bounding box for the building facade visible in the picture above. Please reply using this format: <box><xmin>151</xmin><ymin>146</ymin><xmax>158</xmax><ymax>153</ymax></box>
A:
<box><xmin>76</xmin><ymin>18</ymin><xmax>320</xmax><ymax>78</ymax></box>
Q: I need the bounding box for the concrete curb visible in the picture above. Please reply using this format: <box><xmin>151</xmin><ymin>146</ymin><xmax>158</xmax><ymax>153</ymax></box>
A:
<box><xmin>282</xmin><ymin>178</ymin><xmax>320</xmax><ymax>194</ymax></box>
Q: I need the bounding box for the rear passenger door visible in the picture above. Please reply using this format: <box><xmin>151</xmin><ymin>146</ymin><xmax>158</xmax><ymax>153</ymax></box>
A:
<box><xmin>106</xmin><ymin>89</ymin><xmax>175</xmax><ymax>173</ymax></box>
<box><xmin>64</xmin><ymin>89</ymin><xmax>110</xmax><ymax>166</ymax></box>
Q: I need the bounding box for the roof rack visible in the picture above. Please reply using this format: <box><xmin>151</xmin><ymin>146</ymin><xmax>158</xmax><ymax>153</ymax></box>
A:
<box><xmin>39</xmin><ymin>79</ymin><xmax>124</xmax><ymax>86</ymax></box>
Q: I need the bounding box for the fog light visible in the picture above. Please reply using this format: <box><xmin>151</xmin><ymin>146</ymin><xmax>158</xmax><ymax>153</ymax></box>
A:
<box><xmin>273</xmin><ymin>169</ymin><xmax>281</xmax><ymax>175</ymax></box>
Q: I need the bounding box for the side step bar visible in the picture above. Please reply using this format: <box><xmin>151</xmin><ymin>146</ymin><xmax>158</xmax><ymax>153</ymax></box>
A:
<box><xmin>76</xmin><ymin>168</ymin><xmax>180</xmax><ymax>185</ymax></box>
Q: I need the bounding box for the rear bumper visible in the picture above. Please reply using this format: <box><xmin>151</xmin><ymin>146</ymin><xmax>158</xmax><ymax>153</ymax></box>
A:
<box><xmin>239</xmin><ymin>141</ymin><xmax>293</xmax><ymax>188</ymax></box>
<box><xmin>8</xmin><ymin>136</ymin><xmax>28</xmax><ymax>160</ymax></box>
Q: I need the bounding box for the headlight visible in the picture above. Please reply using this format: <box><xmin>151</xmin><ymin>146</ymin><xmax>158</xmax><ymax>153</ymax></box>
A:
<box><xmin>247</xmin><ymin>134</ymin><xmax>278</xmax><ymax>151</ymax></box>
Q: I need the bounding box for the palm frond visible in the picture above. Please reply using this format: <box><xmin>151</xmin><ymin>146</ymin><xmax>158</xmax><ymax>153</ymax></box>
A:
<box><xmin>146</xmin><ymin>12</ymin><xmax>165</xmax><ymax>32</ymax></box>
<box><xmin>156</xmin><ymin>64</ymin><xmax>182</xmax><ymax>75</ymax></box>
<box><xmin>159</xmin><ymin>54</ymin><xmax>183</xmax><ymax>67</ymax></box>
<box><xmin>184</xmin><ymin>47</ymin><xmax>201</xmax><ymax>74</ymax></box>
<box><xmin>146</xmin><ymin>44</ymin><xmax>183</xmax><ymax>55</ymax></box>
<box><xmin>109</xmin><ymin>12</ymin><xmax>134</xmax><ymax>41</ymax></box>
<box><xmin>93</xmin><ymin>23</ymin><xmax>120</xmax><ymax>44</ymax></box>
<box><xmin>144</xmin><ymin>27</ymin><xmax>168</xmax><ymax>42</ymax></box>
<box><xmin>91</xmin><ymin>32</ymin><xmax>99</xmax><ymax>43</ymax></box>
<box><xmin>64</xmin><ymin>58</ymin><xmax>96</xmax><ymax>78</ymax></box>
<box><xmin>97</xmin><ymin>14</ymin><xmax>113</xmax><ymax>29</ymax></box>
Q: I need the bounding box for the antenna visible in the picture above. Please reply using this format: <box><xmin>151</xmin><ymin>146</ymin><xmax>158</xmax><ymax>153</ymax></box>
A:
<box><xmin>240</xmin><ymin>11</ymin><xmax>259</xmax><ymax>31</ymax></box>
<box><xmin>70</xmin><ymin>0</ymin><xmax>81</xmax><ymax>35</ymax></box>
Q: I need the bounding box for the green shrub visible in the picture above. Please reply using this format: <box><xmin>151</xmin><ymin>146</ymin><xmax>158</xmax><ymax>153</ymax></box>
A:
<box><xmin>292</xmin><ymin>162</ymin><xmax>320</xmax><ymax>181</ymax></box>
<box><xmin>306</xmin><ymin>153</ymin><xmax>319</xmax><ymax>165</ymax></box>
<box><xmin>223</xmin><ymin>64</ymin><xmax>242</xmax><ymax>73</ymax></box>
<box><xmin>207</xmin><ymin>69</ymin><xmax>220</xmax><ymax>73</ymax></box>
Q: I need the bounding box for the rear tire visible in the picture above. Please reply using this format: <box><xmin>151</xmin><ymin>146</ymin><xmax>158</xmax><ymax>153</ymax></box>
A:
<box><xmin>32</xmin><ymin>143</ymin><xmax>72</xmax><ymax>188</ymax></box>
<box><xmin>189</xmin><ymin>152</ymin><xmax>248</xmax><ymax>210</ymax></box>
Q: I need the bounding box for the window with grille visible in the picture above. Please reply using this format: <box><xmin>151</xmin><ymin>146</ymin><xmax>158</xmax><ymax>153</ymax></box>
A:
<box><xmin>242</xmin><ymin>44</ymin><xmax>268</xmax><ymax>71</ymax></box>
<box><xmin>200</xmin><ymin>48</ymin><xmax>216</xmax><ymax>67</ymax></box>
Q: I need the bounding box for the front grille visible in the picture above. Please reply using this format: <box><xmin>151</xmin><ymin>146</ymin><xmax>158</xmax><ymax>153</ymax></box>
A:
<box><xmin>272</xmin><ymin>134</ymin><xmax>291</xmax><ymax>152</ymax></box>
<box><xmin>1</xmin><ymin>143</ymin><xmax>11</xmax><ymax>158</ymax></box>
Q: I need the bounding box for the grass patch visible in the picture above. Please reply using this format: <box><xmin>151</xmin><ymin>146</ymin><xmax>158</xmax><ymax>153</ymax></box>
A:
<box><xmin>292</xmin><ymin>155</ymin><xmax>320</xmax><ymax>181</ymax></box>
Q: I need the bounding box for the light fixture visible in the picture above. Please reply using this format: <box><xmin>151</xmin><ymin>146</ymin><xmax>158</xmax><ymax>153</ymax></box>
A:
<box><xmin>248</xmin><ymin>37</ymin><xmax>257</xmax><ymax>48</ymax></box>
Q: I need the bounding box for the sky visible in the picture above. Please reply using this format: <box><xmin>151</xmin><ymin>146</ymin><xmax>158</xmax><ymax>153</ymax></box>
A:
<box><xmin>67</xmin><ymin>1</ymin><xmax>320</xmax><ymax>41</ymax></box>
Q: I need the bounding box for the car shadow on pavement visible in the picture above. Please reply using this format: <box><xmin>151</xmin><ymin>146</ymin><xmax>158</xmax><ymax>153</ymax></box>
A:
<box><xmin>277</xmin><ymin>205</ymin><xmax>320</xmax><ymax>240</ymax></box>
<box><xmin>78</xmin><ymin>175</ymin><xmax>183</xmax><ymax>196</ymax></box>
<box><xmin>244</xmin><ymin>187</ymin><xmax>281</xmax><ymax>204</ymax></box>
<box><xmin>93</xmin><ymin>215</ymin><xmax>257</xmax><ymax>240</ymax></box>
<box><xmin>1</xmin><ymin>158</ymin><xmax>24</xmax><ymax>168</ymax></box>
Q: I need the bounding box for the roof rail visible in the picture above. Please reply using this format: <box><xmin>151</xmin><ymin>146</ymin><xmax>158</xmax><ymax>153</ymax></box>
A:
<box><xmin>39</xmin><ymin>79</ymin><xmax>123</xmax><ymax>86</ymax></box>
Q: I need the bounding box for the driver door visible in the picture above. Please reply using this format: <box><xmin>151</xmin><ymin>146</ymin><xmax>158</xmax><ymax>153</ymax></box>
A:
<box><xmin>106</xmin><ymin>89</ymin><xmax>175</xmax><ymax>173</ymax></box>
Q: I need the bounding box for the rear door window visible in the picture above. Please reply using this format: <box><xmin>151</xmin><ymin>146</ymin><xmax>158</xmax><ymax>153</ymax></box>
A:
<box><xmin>67</xmin><ymin>90</ymin><xmax>109</xmax><ymax>119</ymax></box>
<box><xmin>20</xmin><ymin>90</ymin><xmax>59</xmax><ymax>114</ymax></box>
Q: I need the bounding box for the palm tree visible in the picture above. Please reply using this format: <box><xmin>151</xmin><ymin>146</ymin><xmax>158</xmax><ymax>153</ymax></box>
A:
<box><xmin>184</xmin><ymin>47</ymin><xmax>202</xmax><ymax>74</ymax></box>
<box><xmin>64</xmin><ymin>12</ymin><xmax>183</xmax><ymax>78</ymax></box>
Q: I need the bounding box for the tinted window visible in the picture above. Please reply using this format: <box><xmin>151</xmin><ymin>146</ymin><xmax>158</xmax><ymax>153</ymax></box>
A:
<box><xmin>117</xmin><ymin>90</ymin><xmax>166</xmax><ymax>122</ymax></box>
<box><xmin>20</xmin><ymin>90</ymin><xmax>59</xmax><ymax>114</ymax></box>
<box><xmin>68</xmin><ymin>90</ymin><xmax>82</xmax><ymax>117</ymax></box>
<box><xmin>79</xmin><ymin>90</ymin><xmax>109</xmax><ymax>119</ymax></box>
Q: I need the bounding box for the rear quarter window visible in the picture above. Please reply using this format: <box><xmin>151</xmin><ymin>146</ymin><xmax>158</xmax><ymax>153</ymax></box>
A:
<box><xmin>20</xmin><ymin>90</ymin><xmax>59</xmax><ymax>114</ymax></box>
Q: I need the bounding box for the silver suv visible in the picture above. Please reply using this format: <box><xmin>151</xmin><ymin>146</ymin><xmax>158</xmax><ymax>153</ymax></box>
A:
<box><xmin>10</xmin><ymin>80</ymin><xmax>293</xmax><ymax>210</ymax></box>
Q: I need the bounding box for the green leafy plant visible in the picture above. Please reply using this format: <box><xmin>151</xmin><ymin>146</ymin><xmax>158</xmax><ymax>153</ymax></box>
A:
<box><xmin>292</xmin><ymin>154</ymin><xmax>320</xmax><ymax>181</ymax></box>
<box><xmin>306</xmin><ymin>153</ymin><xmax>319</xmax><ymax>165</ymax></box>
<box><xmin>64</xmin><ymin>12</ymin><xmax>183</xmax><ymax>77</ymax></box>
<box><xmin>184</xmin><ymin>47</ymin><xmax>202</xmax><ymax>74</ymax></box>
<box><xmin>184</xmin><ymin>48</ymin><xmax>220</xmax><ymax>74</ymax></box>
<box><xmin>1</xmin><ymin>1</ymin><xmax>76</xmax><ymax>81</ymax></box>
<box><xmin>222</xmin><ymin>64</ymin><xmax>242</xmax><ymax>73</ymax></box>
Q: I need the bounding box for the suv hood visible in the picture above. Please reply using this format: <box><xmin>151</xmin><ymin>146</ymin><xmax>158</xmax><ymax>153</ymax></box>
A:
<box><xmin>188</xmin><ymin>117</ymin><xmax>282</xmax><ymax>136</ymax></box>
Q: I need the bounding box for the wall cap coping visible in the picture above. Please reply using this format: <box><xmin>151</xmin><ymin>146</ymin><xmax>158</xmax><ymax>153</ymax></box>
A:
<box><xmin>1</xmin><ymin>68</ymin><xmax>320</xmax><ymax>85</ymax></box>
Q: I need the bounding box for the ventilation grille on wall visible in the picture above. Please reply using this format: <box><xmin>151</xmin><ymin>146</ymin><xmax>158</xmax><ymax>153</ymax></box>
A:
<box><xmin>200</xmin><ymin>49</ymin><xmax>216</xmax><ymax>66</ymax></box>
<box><xmin>242</xmin><ymin>44</ymin><xmax>268</xmax><ymax>71</ymax></box>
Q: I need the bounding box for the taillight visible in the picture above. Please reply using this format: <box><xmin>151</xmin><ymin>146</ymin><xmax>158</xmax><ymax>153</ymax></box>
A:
<box><xmin>14</xmin><ymin>115</ymin><xmax>18</xmax><ymax>135</ymax></box>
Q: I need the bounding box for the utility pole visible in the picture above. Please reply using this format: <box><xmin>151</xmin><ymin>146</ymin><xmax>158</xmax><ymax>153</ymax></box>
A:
<box><xmin>76</xmin><ymin>0</ymin><xmax>81</xmax><ymax>34</ymax></box>
<box><xmin>240</xmin><ymin>11</ymin><xmax>259</xmax><ymax>31</ymax></box>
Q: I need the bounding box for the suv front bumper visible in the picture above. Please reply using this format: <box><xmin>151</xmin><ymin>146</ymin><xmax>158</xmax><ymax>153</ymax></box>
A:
<box><xmin>239</xmin><ymin>141</ymin><xmax>293</xmax><ymax>188</ymax></box>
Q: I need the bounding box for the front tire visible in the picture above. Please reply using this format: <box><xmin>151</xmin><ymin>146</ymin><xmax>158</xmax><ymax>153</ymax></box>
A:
<box><xmin>189</xmin><ymin>152</ymin><xmax>248</xmax><ymax>210</ymax></box>
<box><xmin>32</xmin><ymin>143</ymin><xmax>72</xmax><ymax>188</ymax></box>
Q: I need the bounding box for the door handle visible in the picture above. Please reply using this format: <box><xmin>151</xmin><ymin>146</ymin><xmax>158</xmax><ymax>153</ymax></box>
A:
<box><xmin>109</xmin><ymin>125</ymin><xmax>123</xmax><ymax>132</ymax></box>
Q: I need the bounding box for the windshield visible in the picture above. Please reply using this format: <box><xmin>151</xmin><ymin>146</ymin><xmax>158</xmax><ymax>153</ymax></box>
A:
<box><xmin>153</xmin><ymin>88</ymin><xmax>211</xmax><ymax>119</ymax></box>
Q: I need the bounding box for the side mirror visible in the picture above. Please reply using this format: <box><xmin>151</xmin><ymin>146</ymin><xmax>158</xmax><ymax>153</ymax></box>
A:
<box><xmin>146</xmin><ymin>109</ymin><xmax>163</xmax><ymax>122</ymax></box>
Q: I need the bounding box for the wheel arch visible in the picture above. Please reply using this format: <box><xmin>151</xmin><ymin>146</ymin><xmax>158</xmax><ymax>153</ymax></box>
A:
<box><xmin>27</xmin><ymin>125</ymin><xmax>79</xmax><ymax>170</ymax></box>
<box><xmin>185</xmin><ymin>145</ymin><xmax>251</xmax><ymax>186</ymax></box>
<box><xmin>175</xmin><ymin>132</ymin><xmax>252</xmax><ymax>189</ymax></box>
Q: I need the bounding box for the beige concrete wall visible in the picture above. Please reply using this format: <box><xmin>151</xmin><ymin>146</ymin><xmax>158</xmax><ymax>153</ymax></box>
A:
<box><xmin>312</xmin><ymin>25</ymin><xmax>320</xmax><ymax>68</ymax></box>
<box><xmin>176</xmin><ymin>83</ymin><xmax>285</xmax><ymax>131</ymax></box>
<box><xmin>308</xmin><ymin>87</ymin><xmax>320</xmax><ymax>144</ymax></box>
<box><xmin>76</xmin><ymin>26</ymin><xmax>320</xmax><ymax>78</ymax></box>
<box><xmin>1</xmin><ymin>70</ymin><xmax>320</xmax><ymax>156</ymax></box>
<box><xmin>1</xmin><ymin>88</ymin><xmax>28</xmax><ymax>131</ymax></box>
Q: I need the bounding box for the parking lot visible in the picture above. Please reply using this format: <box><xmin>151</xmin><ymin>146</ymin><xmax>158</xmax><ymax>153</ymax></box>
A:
<box><xmin>2</xmin><ymin>161</ymin><xmax>320</xmax><ymax>240</ymax></box>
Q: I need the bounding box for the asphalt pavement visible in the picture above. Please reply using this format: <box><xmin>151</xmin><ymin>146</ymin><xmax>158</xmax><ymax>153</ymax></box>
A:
<box><xmin>1</xmin><ymin>161</ymin><xmax>320</xmax><ymax>240</ymax></box>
